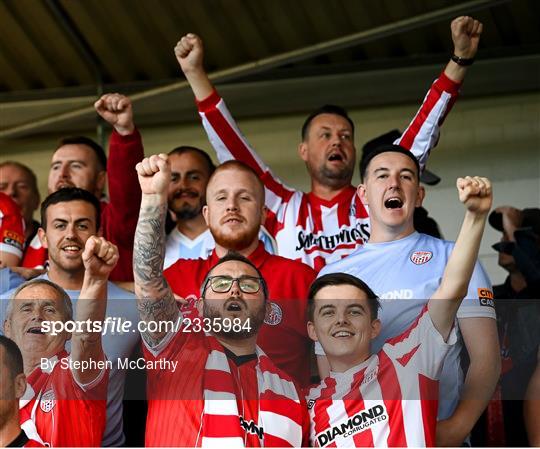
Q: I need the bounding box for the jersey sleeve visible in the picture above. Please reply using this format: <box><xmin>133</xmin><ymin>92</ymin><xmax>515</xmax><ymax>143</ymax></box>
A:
<box><xmin>197</xmin><ymin>90</ymin><xmax>297</xmax><ymax>236</ymax></box>
<box><xmin>382</xmin><ymin>306</ymin><xmax>458</xmax><ymax>379</ymax></box>
<box><xmin>101</xmin><ymin>129</ymin><xmax>144</xmax><ymax>281</ymax></box>
<box><xmin>456</xmin><ymin>259</ymin><xmax>496</xmax><ymax>320</ymax></box>
<box><xmin>0</xmin><ymin>193</ymin><xmax>25</xmax><ymax>259</ymax></box>
<box><xmin>394</xmin><ymin>72</ymin><xmax>462</xmax><ymax>171</ymax></box>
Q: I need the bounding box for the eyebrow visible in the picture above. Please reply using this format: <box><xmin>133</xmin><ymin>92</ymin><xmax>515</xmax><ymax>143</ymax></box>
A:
<box><xmin>214</xmin><ymin>188</ymin><xmax>252</xmax><ymax>196</ymax></box>
<box><xmin>318</xmin><ymin>304</ymin><xmax>336</xmax><ymax>314</ymax></box>
<box><xmin>51</xmin><ymin>159</ymin><xmax>87</xmax><ymax>167</ymax></box>
<box><xmin>18</xmin><ymin>300</ymin><xmax>57</xmax><ymax>309</ymax></box>
<box><xmin>373</xmin><ymin>167</ymin><xmax>416</xmax><ymax>176</ymax></box>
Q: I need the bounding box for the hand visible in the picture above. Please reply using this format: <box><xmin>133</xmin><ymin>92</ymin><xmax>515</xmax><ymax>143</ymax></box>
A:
<box><xmin>82</xmin><ymin>236</ymin><xmax>119</xmax><ymax>280</ymax></box>
<box><xmin>457</xmin><ymin>176</ymin><xmax>492</xmax><ymax>215</ymax></box>
<box><xmin>174</xmin><ymin>33</ymin><xmax>204</xmax><ymax>75</ymax></box>
<box><xmin>451</xmin><ymin>16</ymin><xmax>483</xmax><ymax>59</ymax></box>
<box><xmin>136</xmin><ymin>154</ymin><xmax>170</xmax><ymax>196</ymax></box>
<box><xmin>495</xmin><ymin>205</ymin><xmax>523</xmax><ymax>238</ymax></box>
<box><xmin>173</xmin><ymin>293</ymin><xmax>188</xmax><ymax>306</ymax></box>
<box><xmin>94</xmin><ymin>93</ymin><xmax>135</xmax><ymax>136</ymax></box>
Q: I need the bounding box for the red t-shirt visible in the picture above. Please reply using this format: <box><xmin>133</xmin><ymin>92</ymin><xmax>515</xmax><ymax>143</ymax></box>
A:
<box><xmin>164</xmin><ymin>242</ymin><xmax>316</xmax><ymax>386</ymax></box>
<box><xmin>20</xmin><ymin>355</ymin><xmax>108</xmax><ymax>447</ymax></box>
<box><xmin>0</xmin><ymin>192</ymin><xmax>25</xmax><ymax>260</ymax></box>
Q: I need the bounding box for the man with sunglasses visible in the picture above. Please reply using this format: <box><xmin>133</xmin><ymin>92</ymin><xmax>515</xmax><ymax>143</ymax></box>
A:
<box><xmin>161</xmin><ymin>157</ymin><xmax>317</xmax><ymax>387</ymax></box>
<box><xmin>133</xmin><ymin>156</ymin><xmax>309</xmax><ymax>447</ymax></box>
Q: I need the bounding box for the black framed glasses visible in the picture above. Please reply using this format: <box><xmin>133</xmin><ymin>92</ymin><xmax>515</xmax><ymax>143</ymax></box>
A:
<box><xmin>204</xmin><ymin>275</ymin><xmax>263</xmax><ymax>294</ymax></box>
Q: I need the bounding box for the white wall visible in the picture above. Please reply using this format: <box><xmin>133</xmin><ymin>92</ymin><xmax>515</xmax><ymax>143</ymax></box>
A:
<box><xmin>2</xmin><ymin>91</ymin><xmax>539</xmax><ymax>284</ymax></box>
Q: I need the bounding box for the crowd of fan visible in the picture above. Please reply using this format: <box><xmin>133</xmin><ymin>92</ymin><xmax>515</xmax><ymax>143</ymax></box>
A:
<box><xmin>0</xmin><ymin>15</ymin><xmax>538</xmax><ymax>448</ymax></box>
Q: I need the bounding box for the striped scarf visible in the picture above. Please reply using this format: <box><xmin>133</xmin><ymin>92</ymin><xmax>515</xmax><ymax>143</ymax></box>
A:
<box><xmin>19</xmin><ymin>351</ymin><xmax>66</xmax><ymax>445</ymax></box>
<box><xmin>198</xmin><ymin>336</ymin><xmax>304</xmax><ymax>447</ymax></box>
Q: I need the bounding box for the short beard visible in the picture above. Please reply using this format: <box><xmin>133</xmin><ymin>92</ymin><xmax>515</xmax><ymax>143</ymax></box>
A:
<box><xmin>203</xmin><ymin>301</ymin><xmax>266</xmax><ymax>340</ymax></box>
<box><xmin>211</xmin><ymin>225</ymin><xmax>260</xmax><ymax>252</ymax></box>
<box><xmin>175</xmin><ymin>205</ymin><xmax>201</xmax><ymax>220</ymax></box>
<box><xmin>313</xmin><ymin>162</ymin><xmax>354</xmax><ymax>188</ymax></box>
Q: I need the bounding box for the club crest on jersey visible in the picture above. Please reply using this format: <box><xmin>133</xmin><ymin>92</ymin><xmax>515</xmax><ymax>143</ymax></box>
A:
<box><xmin>40</xmin><ymin>389</ymin><xmax>56</xmax><ymax>413</ymax></box>
<box><xmin>410</xmin><ymin>250</ymin><xmax>433</xmax><ymax>265</ymax></box>
<box><xmin>264</xmin><ymin>302</ymin><xmax>282</xmax><ymax>326</ymax></box>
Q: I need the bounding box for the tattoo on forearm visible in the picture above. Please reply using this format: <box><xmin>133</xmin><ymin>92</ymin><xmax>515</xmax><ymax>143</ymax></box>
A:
<box><xmin>133</xmin><ymin>202</ymin><xmax>178</xmax><ymax>345</ymax></box>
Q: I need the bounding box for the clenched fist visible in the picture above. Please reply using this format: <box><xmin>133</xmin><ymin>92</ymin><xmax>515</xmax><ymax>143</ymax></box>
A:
<box><xmin>136</xmin><ymin>154</ymin><xmax>171</xmax><ymax>196</ymax></box>
<box><xmin>94</xmin><ymin>93</ymin><xmax>135</xmax><ymax>136</ymax></box>
<box><xmin>82</xmin><ymin>236</ymin><xmax>119</xmax><ymax>280</ymax></box>
<box><xmin>456</xmin><ymin>176</ymin><xmax>492</xmax><ymax>215</ymax></box>
<box><xmin>451</xmin><ymin>16</ymin><xmax>483</xmax><ymax>59</ymax></box>
<box><xmin>175</xmin><ymin>33</ymin><xmax>204</xmax><ymax>75</ymax></box>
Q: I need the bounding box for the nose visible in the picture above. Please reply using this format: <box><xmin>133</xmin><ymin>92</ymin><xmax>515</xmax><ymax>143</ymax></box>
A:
<box><xmin>59</xmin><ymin>163</ymin><xmax>70</xmax><ymax>179</ymax></box>
<box><xmin>229</xmin><ymin>280</ymin><xmax>242</xmax><ymax>297</ymax></box>
<box><xmin>335</xmin><ymin>309</ymin><xmax>350</xmax><ymax>325</ymax></box>
<box><xmin>225</xmin><ymin>197</ymin><xmax>239</xmax><ymax>212</ymax></box>
<box><xmin>4</xmin><ymin>184</ymin><xmax>16</xmax><ymax>199</ymax></box>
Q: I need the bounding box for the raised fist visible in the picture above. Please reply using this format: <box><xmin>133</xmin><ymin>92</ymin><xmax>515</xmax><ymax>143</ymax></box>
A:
<box><xmin>456</xmin><ymin>176</ymin><xmax>492</xmax><ymax>215</ymax></box>
<box><xmin>94</xmin><ymin>93</ymin><xmax>135</xmax><ymax>136</ymax></box>
<box><xmin>82</xmin><ymin>236</ymin><xmax>119</xmax><ymax>279</ymax></box>
<box><xmin>174</xmin><ymin>33</ymin><xmax>204</xmax><ymax>75</ymax></box>
<box><xmin>136</xmin><ymin>154</ymin><xmax>171</xmax><ymax>196</ymax></box>
<box><xmin>451</xmin><ymin>16</ymin><xmax>483</xmax><ymax>59</ymax></box>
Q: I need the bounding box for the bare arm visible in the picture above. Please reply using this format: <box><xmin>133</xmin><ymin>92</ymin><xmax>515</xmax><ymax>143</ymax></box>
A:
<box><xmin>71</xmin><ymin>236</ymin><xmax>118</xmax><ymax>385</ymax></box>
<box><xmin>443</xmin><ymin>16</ymin><xmax>482</xmax><ymax>83</ymax></box>
<box><xmin>437</xmin><ymin>317</ymin><xmax>500</xmax><ymax>446</ymax></box>
<box><xmin>429</xmin><ymin>176</ymin><xmax>492</xmax><ymax>340</ymax></box>
<box><xmin>525</xmin><ymin>347</ymin><xmax>540</xmax><ymax>446</ymax></box>
<box><xmin>133</xmin><ymin>154</ymin><xmax>179</xmax><ymax>348</ymax></box>
<box><xmin>175</xmin><ymin>34</ymin><xmax>213</xmax><ymax>101</ymax></box>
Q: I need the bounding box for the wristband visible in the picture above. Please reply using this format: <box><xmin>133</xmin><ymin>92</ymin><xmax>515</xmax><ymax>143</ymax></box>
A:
<box><xmin>451</xmin><ymin>54</ymin><xmax>475</xmax><ymax>66</ymax></box>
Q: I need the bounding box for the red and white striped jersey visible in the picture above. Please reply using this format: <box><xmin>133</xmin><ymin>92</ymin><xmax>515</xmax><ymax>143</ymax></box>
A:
<box><xmin>0</xmin><ymin>192</ymin><xmax>25</xmax><ymax>260</ymax></box>
<box><xmin>306</xmin><ymin>307</ymin><xmax>457</xmax><ymax>447</ymax></box>
<box><xmin>197</xmin><ymin>73</ymin><xmax>461</xmax><ymax>271</ymax></box>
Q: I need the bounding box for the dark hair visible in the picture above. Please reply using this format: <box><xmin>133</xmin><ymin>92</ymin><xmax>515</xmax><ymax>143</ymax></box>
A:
<box><xmin>57</xmin><ymin>136</ymin><xmax>107</xmax><ymax>171</ymax></box>
<box><xmin>40</xmin><ymin>187</ymin><xmax>101</xmax><ymax>231</ymax></box>
<box><xmin>301</xmin><ymin>105</ymin><xmax>355</xmax><ymax>141</ymax></box>
<box><xmin>168</xmin><ymin>146</ymin><xmax>216</xmax><ymax>176</ymax></box>
<box><xmin>0</xmin><ymin>335</ymin><xmax>24</xmax><ymax>380</ymax></box>
<box><xmin>307</xmin><ymin>273</ymin><xmax>380</xmax><ymax>321</ymax></box>
<box><xmin>359</xmin><ymin>144</ymin><xmax>420</xmax><ymax>182</ymax></box>
<box><xmin>200</xmin><ymin>251</ymin><xmax>269</xmax><ymax>299</ymax></box>
<box><xmin>0</xmin><ymin>161</ymin><xmax>39</xmax><ymax>195</ymax></box>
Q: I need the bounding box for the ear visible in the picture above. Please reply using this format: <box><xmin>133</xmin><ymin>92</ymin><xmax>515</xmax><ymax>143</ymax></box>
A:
<box><xmin>3</xmin><ymin>319</ymin><xmax>12</xmax><ymax>338</ymax></box>
<box><xmin>298</xmin><ymin>142</ymin><xmax>309</xmax><ymax>163</ymax></box>
<box><xmin>357</xmin><ymin>183</ymin><xmax>368</xmax><ymax>206</ymax></box>
<box><xmin>38</xmin><ymin>227</ymin><xmax>48</xmax><ymax>249</ymax></box>
<box><xmin>370</xmin><ymin>319</ymin><xmax>381</xmax><ymax>340</ymax></box>
<box><xmin>202</xmin><ymin>205</ymin><xmax>209</xmax><ymax>226</ymax></box>
<box><xmin>14</xmin><ymin>373</ymin><xmax>27</xmax><ymax>399</ymax></box>
<box><xmin>307</xmin><ymin>320</ymin><xmax>319</xmax><ymax>343</ymax></box>
<box><xmin>415</xmin><ymin>185</ymin><xmax>425</xmax><ymax>208</ymax></box>
<box><xmin>196</xmin><ymin>297</ymin><xmax>204</xmax><ymax>316</ymax></box>
<box><xmin>260</xmin><ymin>205</ymin><xmax>268</xmax><ymax>226</ymax></box>
<box><xmin>96</xmin><ymin>170</ymin><xmax>107</xmax><ymax>196</ymax></box>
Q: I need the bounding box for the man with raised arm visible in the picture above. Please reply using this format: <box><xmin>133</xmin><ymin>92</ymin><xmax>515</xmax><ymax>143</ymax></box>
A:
<box><xmin>22</xmin><ymin>93</ymin><xmax>143</xmax><ymax>282</ymax></box>
<box><xmin>147</xmin><ymin>154</ymin><xmax>315</xmax><ymax>386</ymax></box>
<box><xmin>133</xmin><ymin>154</ymin><xmax>308</xmax><ymax>447</ymax></box>
<box><xmin>3</xmin><ymin>235</ymin><xmax>118</xmax><ymax>447</ymax></box>
<box><xmin>317</xmin><ymin>146</ymin><xmax>499</xmax><ymax>445</ymax></box>
<box><xmin>307</xmin><ymin>175</ymin><xmax>493</xmax><ymax>446</ymax></box>
<box><xmin>175</xmin><ymin>16</ymin><xmax>482</xmax><ymax>271</ymax></box>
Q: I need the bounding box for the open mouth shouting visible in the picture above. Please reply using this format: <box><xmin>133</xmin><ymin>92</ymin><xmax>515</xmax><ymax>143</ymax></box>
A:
<box><xmin>224</xmin><ymin>299</ymin><xmax>246</xmax><ymax>313</ymax></box>
<box><xmin>384</xmin><ymin>197</ymin><xmax>403</xmax><ymax>209</ymax></box>
<box><xmin>327</xmin><ymin>151</ymin><xmax>345</xmax><ymax>163</ymax></box>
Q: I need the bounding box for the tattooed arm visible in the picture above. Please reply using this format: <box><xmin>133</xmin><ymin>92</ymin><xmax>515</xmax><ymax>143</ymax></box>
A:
<box><xmin>133</xmin><ymin>154</ymin><xmax>179</xmax><ymax>348</ymax></box>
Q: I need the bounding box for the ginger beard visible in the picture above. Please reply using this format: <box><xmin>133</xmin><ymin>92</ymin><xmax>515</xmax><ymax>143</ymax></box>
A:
<box><xmin>210</xmin><ymin>219</ymin><xmax>260</xmax><ymax>252</ymax></box>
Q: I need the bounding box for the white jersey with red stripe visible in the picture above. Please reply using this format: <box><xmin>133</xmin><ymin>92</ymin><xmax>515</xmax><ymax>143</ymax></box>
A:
<box><xmin>197</xmin><ymin>73</ymin><xmax>461</xmax><ymax>271</ymax></box>
<box><xmin>307</xmin><ymin>307</ymin><xmax>457</xmax><ymax>447</ymax></box>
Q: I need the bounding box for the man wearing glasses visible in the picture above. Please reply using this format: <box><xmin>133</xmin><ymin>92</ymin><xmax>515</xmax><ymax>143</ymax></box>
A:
<box><xmin>160</xmin><ymin>158</ymin><xmax>316</xmax><ymax>387</ymax></box>
<box><xmin>133</xmin><ymin>156</ymin><xmax>309</xmax><ymax>446</ymax></box>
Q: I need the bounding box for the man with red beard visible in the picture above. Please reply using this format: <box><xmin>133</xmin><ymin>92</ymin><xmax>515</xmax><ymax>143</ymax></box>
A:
<box><xmin>164</xmin><ymin>146</ymin><xmax>276</xmax><ymax>268</ymax></box>
<box><xmin>141</xmin><ymin>154</ymin><xmax>316</xmax><ymax>386</ymax></box>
